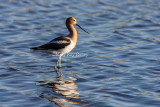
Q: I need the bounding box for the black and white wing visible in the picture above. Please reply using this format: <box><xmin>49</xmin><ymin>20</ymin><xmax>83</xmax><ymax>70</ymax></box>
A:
<box><xmin>30</xmin><ymin>37</ymin><xmax>71</xmax><ymax>50</ymax></box>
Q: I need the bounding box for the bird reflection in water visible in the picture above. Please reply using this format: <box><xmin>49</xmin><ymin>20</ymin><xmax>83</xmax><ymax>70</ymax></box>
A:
<box><xmin>38</xmin><ymin>68</ymin><xmax>88</xmax><ymax>107</ymax></box>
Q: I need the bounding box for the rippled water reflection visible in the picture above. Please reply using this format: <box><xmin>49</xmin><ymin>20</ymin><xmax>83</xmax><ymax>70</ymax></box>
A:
<box><xmin>1</xmin><ymin>0</ymin><xmax>160</xmax><ymax>107</ymax></box>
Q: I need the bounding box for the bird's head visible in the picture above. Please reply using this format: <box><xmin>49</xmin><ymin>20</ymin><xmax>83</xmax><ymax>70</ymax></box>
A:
<box><xmin>66</xmin><ymin>17</ymin><xmax>77</xmax><ymax>25</ymax></box>
<box><xmin>66</xmin><ymin>17</ymin><xmax>89</xmax><ymax>34</ymax></box>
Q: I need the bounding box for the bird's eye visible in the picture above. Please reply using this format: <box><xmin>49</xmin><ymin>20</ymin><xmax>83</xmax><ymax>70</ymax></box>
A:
<box><xmin>73</xmin><ymin>20</ymin><xmax>75</xmax><ymax>21</ymax></box>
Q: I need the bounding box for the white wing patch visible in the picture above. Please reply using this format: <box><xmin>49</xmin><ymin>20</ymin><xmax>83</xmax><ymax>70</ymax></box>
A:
<box><xmin>50</xmin><ymin>40</ymin><xmax>70</xmax><ymax>44</ymax></box>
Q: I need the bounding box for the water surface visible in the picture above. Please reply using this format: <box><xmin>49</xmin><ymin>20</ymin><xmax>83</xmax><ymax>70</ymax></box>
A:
<box><xmin>0</xmin><ymin>0</ymin><xmax>160</xmax><ymax>107</ymax></box>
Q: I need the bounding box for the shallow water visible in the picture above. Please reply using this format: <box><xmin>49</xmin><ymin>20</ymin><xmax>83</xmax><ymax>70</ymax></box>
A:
<box><xmin>1</xmin><ymin>0</ymin><xmax>160</xmax><ymax>107</ymax></box>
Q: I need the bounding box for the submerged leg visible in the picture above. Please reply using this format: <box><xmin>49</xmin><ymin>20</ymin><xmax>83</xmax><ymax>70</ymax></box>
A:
<box><xmin>55</xmin><ymin>55</ymin><xmax>60</xmax><ymax>69</ymax></box>
<box><xmin>55</xmin><ymin>54</ymin><xmax>63</xmax><ymax>70</ymax></box>
<box><xmin>58</xmin><ymin>55</ymin><xmax>62</xmax><ymax>67</ymax></box>
<box><xmin>56</xmin><ymin>67</ymin><xmax>63</xmax><ymax>77</ymax></box>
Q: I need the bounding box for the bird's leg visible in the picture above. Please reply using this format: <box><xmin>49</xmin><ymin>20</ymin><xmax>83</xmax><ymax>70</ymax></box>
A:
<box><xmin>55</xmin><ymin>54</ymin><xmax>63</xmax><ymax>70</ymax></box>
<box><xmin>58</xmin><ymin>55</ymin><xmax>62</xmax><ymax>68</ymax></box>
<box><xmin>56</xmin><ymin>67</ymin><xmax>63</xmax><ymax>78</ymax></box>
<box><xmin>55</xmin><ymin>55</ymin><xmax>60</xmax><ymax>70</ymax></box>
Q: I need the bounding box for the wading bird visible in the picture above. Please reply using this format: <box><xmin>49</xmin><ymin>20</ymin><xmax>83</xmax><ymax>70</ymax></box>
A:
<box><xmin>31</xmin><ymin>17</ymin><xmax>89</xmax><ymax>69</ymax></box>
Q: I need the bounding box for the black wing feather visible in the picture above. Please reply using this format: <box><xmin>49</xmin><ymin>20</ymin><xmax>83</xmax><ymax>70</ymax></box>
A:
<box><xmin>31</xmin><ymin>37</ymin><xmax>71</xmax><ymax>50</ymax></box>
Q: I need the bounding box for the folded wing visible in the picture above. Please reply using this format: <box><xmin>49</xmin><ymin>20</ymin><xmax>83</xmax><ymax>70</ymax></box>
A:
<box><xmin>31</xmin><ymin>37</ymin><xmax>71</xmax><ymax>50</ymax></box>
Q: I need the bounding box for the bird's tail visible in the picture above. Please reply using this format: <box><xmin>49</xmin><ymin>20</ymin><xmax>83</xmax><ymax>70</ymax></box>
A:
<box><xmin>30</xmin><ymin>47</ymin><xmax>38</xmax><ymax>50</ymax></box>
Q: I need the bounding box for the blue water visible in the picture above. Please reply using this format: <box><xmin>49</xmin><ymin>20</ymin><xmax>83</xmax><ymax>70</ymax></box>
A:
<box><xmin>1</xmin><ymin>0</ymin><xmax>160</xmax><ymax>107</ymax></box>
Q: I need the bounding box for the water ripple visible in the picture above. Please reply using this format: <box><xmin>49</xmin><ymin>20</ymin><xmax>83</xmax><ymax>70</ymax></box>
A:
<box><xmin>1</xmin><ymin>0</ymin><xmax>160</xmax><ymax>107</ymax></box>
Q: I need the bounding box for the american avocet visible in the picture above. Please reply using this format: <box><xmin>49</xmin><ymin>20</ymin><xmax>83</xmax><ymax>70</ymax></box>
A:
<box><xmin>31</xmin><ymin>17</ymin><xmax>89</xmax><ymax>69</ymax></box>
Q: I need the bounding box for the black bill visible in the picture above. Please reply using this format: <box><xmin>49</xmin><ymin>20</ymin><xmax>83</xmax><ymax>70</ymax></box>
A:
<box><xmin>76</xmin><ymin>24</ymin><xmax>89</xmax><ymax>34</ymax></box>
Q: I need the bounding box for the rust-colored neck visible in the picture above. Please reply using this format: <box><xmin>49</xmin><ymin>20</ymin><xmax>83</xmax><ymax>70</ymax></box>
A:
<box><xmin>66</xmin><ymin>24</ymin><xmax>77</xmax><ymax>45</ymax></box>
